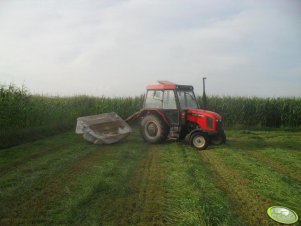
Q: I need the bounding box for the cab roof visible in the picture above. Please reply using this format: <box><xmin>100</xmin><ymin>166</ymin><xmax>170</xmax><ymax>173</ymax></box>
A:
<box><xmin>146</xmin><ymin>81</ymin><xmax>193</xmax><ymax>91</ymax></box>
<box><xmin>146</xmin><ymin>83</ymin><xmax>177</xmax><ymax>90</ymax></box>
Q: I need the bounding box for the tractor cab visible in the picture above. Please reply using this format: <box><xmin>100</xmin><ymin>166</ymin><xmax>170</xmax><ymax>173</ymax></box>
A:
<box><xmin>137</xmin><ymin>81</ymin><xmax>226</xmax><ymax>150</ymax></box>
<box><xmin>144</xmin><ymin>83</ymin><xmax>198</xmax><ymax>126</ymax></box>
<box><xmin>76</xmin><ymin>81</ymin><xmax>225</xmax><ymax>150</ymax></box>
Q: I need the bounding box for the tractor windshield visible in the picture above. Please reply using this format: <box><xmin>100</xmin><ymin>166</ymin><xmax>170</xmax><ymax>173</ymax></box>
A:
<box><xmin>177</xmin><ymin>90</ymin><xmax>198</xmax><ymax>109</ymax></box>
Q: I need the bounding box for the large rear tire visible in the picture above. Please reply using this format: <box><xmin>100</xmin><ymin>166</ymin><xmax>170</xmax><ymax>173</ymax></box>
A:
<box><xmin>190</xmin><ymin>132</ymin><xmax>209</xmax><ymax>150</ymax></box>
<box><xmin>140</xmin><ymin>115</ymin><xmax>169</xmax><ymax>143</ymax></box>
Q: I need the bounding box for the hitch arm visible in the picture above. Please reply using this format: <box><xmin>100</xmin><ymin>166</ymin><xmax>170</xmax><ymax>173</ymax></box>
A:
<box><xmin>125</xmin><ymin>111</ymin><xmax>140</xmax><ymax>124</ymax></box>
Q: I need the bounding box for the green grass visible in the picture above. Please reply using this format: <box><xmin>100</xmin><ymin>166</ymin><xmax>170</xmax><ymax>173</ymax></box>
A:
<box><xmin>161</xmin><ymin>143</ymin><xmax>241</xmax><ymax>226</ymax></box>
<box><xmin>1</xmin><ymin>129</ymin><xmax>301</xmax><ymax>226</ymax></box>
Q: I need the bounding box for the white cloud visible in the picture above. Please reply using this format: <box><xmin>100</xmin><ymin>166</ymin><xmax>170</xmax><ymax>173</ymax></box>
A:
<box><xmin>0</xmin><ymin>0</ymin><xmax>300</xmax><ymax>97</ymax></box>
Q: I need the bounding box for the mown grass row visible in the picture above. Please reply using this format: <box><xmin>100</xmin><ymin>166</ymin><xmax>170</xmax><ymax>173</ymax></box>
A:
<box><xmin>200</xmin><ymin>130</ymin><xmax>301</xmax><ymax>225</ymax></box>
<box><xmin>1</xmin><ymin>84</ymin><xmax>301</xmax><ymax>148</ymax></box>
<box><xmin>0</xmin><ymin>130</ymin><xmax>149</xmax><ymax>226</ymax></box>
<box><xmin>1</xmin><ymin>129</ymin><xmax>300</xmax><ymax>225</ymax></box>
<box><xmin>161</xmin><ymin>142</ymin><xmax>242</xmax><ymax>226</ymax></box>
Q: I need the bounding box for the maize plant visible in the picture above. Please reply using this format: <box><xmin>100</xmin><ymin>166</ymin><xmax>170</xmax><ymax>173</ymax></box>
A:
<box><xmin>1</xmin><ymin>84</ymin><xmax>300</xmax><ymax>148</ymax></box>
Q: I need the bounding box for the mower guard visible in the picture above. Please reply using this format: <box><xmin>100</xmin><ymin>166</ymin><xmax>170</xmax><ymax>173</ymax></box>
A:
<box><xmin>76</xmin><ymin>112</ymin><xmax>131</xmax><ymax>144</ymax></box>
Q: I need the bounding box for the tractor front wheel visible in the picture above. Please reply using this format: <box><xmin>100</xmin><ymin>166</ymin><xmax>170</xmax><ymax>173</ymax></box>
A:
<box><xmin>140</xmin><ymin>115</ymin><xmax>169</xmax><ymax>143</ymax></box>
<box><xmin>209</xmin><ymin>131</ymin><xmax>226</xmax><ymax>145</ymax></box>
<box><xmin>190</xmin><ymin>132</ymin><xmax>208</xmax><ymax>150</ymax></box>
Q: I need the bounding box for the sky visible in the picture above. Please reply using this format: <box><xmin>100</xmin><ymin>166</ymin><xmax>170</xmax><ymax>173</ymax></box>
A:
<box><xmin>0</xmin><ymin>0</ymin><xmax>300</xmax><ymax>97</ymax></box>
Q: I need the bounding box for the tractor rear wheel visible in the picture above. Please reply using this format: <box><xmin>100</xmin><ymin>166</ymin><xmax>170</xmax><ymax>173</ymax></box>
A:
<box><xmin>140</xmin><ymin>115</ymin><xmax>169</xmax><ymax>143</ymax></box>
<box><xmin>190</xmin><ymin>132</ymin><xmax>208</xmax><ymax>150</ymax></box>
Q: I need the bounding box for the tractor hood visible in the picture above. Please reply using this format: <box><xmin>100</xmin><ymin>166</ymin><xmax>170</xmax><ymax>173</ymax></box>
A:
<box><xmin>187</xmin><ymin>108</ymin><xmax>222</xmax><ymax>120</ymax></box>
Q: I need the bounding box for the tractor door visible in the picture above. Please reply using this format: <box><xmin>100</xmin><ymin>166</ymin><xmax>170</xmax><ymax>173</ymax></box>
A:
<box><xmin>144</xmin><ymin>90</ymin><xmax>179</xmax><ymax>126</ymax></box>
<box><xmin>162</xmin><ymin>90</ymin><xmax>179</xmax><ymax>126</ymax></box>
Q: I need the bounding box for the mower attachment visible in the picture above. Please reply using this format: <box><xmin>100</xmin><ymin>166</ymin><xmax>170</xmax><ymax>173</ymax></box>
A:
<box><xmin>75</xmin><ymin>112</ymin><xmax>131</xmax><ymax>144</ymax></box>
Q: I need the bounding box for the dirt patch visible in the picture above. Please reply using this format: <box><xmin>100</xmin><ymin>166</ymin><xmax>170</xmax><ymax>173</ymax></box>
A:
<box><xmin>199</xmin><ymin>151</ymin><xmax>282</xmax><ymax>226</ymax></box>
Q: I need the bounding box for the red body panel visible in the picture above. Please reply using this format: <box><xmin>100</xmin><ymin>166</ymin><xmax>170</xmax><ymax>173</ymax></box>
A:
<box><xmin>146</xmin><ymin>84</ymin><xmax>176</xmax><ymax>90</ymax></box>
<box><xmin>186</xmin><ymin>109</ymin><xmax>221</xmax><ymax>132</ymax></box>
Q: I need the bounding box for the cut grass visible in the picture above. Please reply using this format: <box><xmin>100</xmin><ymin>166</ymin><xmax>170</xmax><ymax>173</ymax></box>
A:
<box><xmin>161</xmin><ymin>142</ymin><xmax>242</xmax><ymax>226</ymax></box>
<box><xmin>109</xmin><ymin>145</ymin><xmax>168</xmax><ymax>226</ymax></box>
<box><xmin>199</xmin><ymin>151</ymin><xmax>273</xmax><ymax>226</ymax></box>
<box><xmin>0</xmin><ymin>129</ymin><xmax>300</xmax><ymax>226</ymax></box>
<box><xmin>216</xmin><ymin>131</ymin><xmax>301</xmax><ymax>214</ymax></box>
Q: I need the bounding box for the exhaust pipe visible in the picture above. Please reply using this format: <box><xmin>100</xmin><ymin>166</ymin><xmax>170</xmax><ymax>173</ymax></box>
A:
<box><xmin>202</xmin><ymin>77</ymin><xmax>207</xmax><ymax>109</ymax></box>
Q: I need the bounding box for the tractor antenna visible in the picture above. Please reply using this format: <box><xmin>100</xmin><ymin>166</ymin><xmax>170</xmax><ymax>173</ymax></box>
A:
<box><xmin>202</xmin><ymin>77</ymin><xmax>207</xmax><ymax>109</ymax></box>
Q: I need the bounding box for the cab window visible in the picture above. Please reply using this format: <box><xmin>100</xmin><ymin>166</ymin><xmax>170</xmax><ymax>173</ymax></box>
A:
<box><xmin>145</xmin><ymin>90</ymin><xmax>177</xmax><ymax>109</ymax></box>
<box><xmin>177</xmin><ymin>90</ymin><xmax>198</xmax><ymax>109</ymax></box>
<box><xmin>163</xmin><ymin>90</ymin><xmax>177</xmax><ymax>109</ymax></box>
<box><xmin>145</xmin><ymin>90</ymin><xmax>163</xmax><ymax>108</ymax></box>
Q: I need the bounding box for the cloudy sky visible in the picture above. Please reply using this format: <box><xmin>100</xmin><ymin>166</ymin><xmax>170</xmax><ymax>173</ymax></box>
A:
<box><xmin>0</xmin><ymin>0</ymin><xmax>300</xmax><ymax>97</ymax></box>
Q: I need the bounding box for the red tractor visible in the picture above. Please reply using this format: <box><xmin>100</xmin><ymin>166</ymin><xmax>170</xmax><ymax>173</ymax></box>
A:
<box><xmin>127</xmin><ymin>81</ymin><xmax>226</xmax><ymax>150</ymax></box>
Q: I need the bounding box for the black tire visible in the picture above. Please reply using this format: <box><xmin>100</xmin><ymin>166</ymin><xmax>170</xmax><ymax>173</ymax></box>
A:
<box><xmin>210</xmin><ymin>131</ymin><xmax>226</xmax><ymax>145</ymax></box>
<box><xmin>190</xmin><ymin>132</ymin><xmax>209</xmax><ymax>150</ymax></box>
<box><xmin>140</xmin><ymin>115</ymin><xmax>170</xmax><ymax>143</ymax></box>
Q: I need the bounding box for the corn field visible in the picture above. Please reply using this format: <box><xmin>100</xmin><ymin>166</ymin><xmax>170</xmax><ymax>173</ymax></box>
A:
<box><xmin>1</xmin><ymin>84</ymin><xmax>301</xmax><ymax>148</ymax></box>
<box><xmin>198</xmin><ymin>96</ymin><xmax>301</xmax><ymax>129</ymax></box>
<box><xmin>0</xmin><ymin>85</ymin><xmax>143</xmax><ymax>148</ymax></box>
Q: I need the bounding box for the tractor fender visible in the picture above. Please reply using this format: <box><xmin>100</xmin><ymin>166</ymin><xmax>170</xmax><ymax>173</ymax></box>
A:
<box><xmin>138</xmin><ymin>109</ymin><xmax>170</xmax><ymax>127</ymax></box>
<box><xmin>188</xmin><ymin>129</ymin><xmax>207</xmax><ymax>136</ymax></box>
<box><xmin>187</xmin><ymin>129</ymin><xmax>208</xmax><ymax>139</ymax></box>
<box><xmin>185</xmin><ymin>128</ymin><xmax>209</xmax><ymax>146</ymax></box>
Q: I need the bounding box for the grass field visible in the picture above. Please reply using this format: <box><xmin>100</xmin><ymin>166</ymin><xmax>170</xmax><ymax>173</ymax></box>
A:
<box><xmin>0</xmin><ymin>129</ymin><xmax>300</xmax><ymax>226</ymax></box>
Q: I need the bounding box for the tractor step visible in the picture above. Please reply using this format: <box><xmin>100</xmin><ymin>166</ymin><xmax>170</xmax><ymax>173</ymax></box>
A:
<box><xmin>168</xmin><ymin>126</ymin><xmax>180</xmax><ymax>139</ymax></box>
